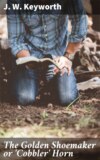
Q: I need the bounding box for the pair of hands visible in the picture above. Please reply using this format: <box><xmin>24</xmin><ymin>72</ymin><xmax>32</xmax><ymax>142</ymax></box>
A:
<box><xmin>16</xmin><ymin>50</ymin><xmax>72</xmax><ymax>76</ymax></box>
<box><xmin>16</xmin><ymin>42</ymin><xmax>82</xmax><ymax>75</ymax></box>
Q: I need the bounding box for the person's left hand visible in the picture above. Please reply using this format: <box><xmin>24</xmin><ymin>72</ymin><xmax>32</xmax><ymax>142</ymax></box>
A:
<box><xmin>53</xmin><ymin>56</ymin><xmax>72</xmax><ymax>76</ymax></box>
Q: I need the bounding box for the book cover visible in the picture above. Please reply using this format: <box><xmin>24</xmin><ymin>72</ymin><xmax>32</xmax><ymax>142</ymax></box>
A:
<box><xmin>0</xmin><ymin>0</ymin><xmax>100</xmax><ymax>160</ymax></box>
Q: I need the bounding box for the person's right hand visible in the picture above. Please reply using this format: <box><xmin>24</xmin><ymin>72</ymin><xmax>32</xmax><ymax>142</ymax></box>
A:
<box><xmin>16</xmin><ymin>50</ymin><xmax>30</xmax><ymax>58</ymax></box>
<box><xmin>54</xmin><ymin>56</ymin><xmax>72</xmax><ymax>76</ymax></box>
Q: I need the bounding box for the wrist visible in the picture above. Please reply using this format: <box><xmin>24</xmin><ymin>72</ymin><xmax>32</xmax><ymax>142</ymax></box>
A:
<box><xmin>64</xmin><ymin>51</ymin><xmax>75</xmax><ymax>61</ymax></box>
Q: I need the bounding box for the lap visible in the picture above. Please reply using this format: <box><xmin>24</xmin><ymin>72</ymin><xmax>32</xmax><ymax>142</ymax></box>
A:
<box><xmin>10</xmin><ymin>64</ymin><xmax>78</xmax><ymax>106</ymax></box>
<box><xmin>51</xmin><ymin>70</ymin><xmax>78</xmax><ymax>105</ymax></box>
<box><xmin>10</xmin><ymin>66</ymin><xmax>39</xmax><ymax>105</ymax></box>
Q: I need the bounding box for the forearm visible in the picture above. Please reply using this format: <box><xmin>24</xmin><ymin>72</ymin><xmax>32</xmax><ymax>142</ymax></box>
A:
<box><xmin>66</xmin><ymin>42</ymin><xmax>82</xmax><ymax>54</ymax></box>
<box><xmin>63</xmin><ymin>42</ymin><xmax>82</xmax><ymax>62</ymax></box>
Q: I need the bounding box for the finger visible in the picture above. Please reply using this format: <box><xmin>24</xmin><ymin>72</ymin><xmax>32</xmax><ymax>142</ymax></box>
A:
<box><xmin>60</xmin><ymin>68</ymin><xmax>68</xmax><ymax>76</ymax></box>
<box><xmin>54</xmin><ymin>57</ymin><xmax>60</xmax><ymax>63</ymax></box>
<box><xmin>58</xmin><ymin>63</ymin><xmax>65</xmax><ymax>70</ymax></box>
<box><xmin>53</xmin><ymin>67</ymin><xmax>59</xmax><ymax>74</ymax></box>
<box><xmin>60</xmin><ymin>69</ymin><xmax>65</xmax><ymax>76</ymax></box>
<box><xmin>25</xmin><ymin>64</ymin><xmax>33</xmax><ymax>69</ymax></box>
<box><xmin>25</xmin><ymin>65</ymin><xmax>29</xmax><ymax>69</ymax></box>
<box><xmin>67</xmin><ymin>67</ymin><xmax>71</xmax><ymax>76</ymax></box>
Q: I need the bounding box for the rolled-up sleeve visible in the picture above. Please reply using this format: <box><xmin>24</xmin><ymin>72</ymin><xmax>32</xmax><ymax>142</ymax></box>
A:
<box><xmin>7</xmin><ymin>0</ymin><xmax>28</xmax><ymax>57</ymax></box>
<box><xmin>68</xmin><ymin>0</ymin><xmax>88</xmax><ymax>43</ymax></box>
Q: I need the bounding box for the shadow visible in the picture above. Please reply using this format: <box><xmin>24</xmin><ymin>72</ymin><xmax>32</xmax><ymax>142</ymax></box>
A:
<box><xmin>0</xmin><ymin>44</ymin><xmax>13</xmax><ymax>102</ymax></box>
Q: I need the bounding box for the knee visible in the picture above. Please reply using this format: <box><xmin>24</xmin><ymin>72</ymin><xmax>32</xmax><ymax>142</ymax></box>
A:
<box><xmin>59</xmin><ymin>93</ymin><xmax>78</xmax><ymax>106</ymax></box>
<box><xmin>15</xmin><ymin>92</ymin><xmax>36</xmax><ymax>106</ymax></box>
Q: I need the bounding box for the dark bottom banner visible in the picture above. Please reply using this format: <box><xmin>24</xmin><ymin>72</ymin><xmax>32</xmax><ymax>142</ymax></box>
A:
<box><xmin>0</xmin><ymin>138</ymin><xmax>100</xmax><ymax>160</ymax></box>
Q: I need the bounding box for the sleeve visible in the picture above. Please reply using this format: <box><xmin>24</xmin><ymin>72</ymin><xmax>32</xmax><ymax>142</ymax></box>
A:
<box><xmin>67</xmin><ymin>0</ymin><xmax>88</xmax><ymax>43</ymax></box>
<box><xmin>7</xmin><ymin>0</ymin><xmax>29</xmax><ymax>57</ymax></box>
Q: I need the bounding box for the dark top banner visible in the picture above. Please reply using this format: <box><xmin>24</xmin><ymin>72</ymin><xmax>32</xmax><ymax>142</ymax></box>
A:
<box><xmin>0</xmin><ymin>0</ymin><xmax>100</xmax><ymax>15</ymax></box>
<box><xmin>6</xmin><ymin>0</ymin><xmax>86</xmax><ymax>15</ymax></box>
